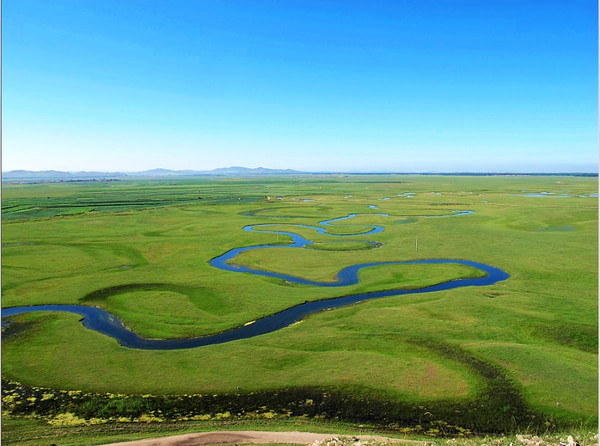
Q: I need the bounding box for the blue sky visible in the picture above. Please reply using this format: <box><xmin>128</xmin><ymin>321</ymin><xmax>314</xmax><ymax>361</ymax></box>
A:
<box><xmin>3</xmin><ymin>0</ymin><xmax>597</xmax><ymax>172</ymax></box>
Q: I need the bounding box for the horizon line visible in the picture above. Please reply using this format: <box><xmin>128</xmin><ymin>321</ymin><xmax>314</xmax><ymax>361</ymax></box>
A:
<box><xmin>2</xmin><ymin>168</ymin><xmax>598</xmax><ymax>176</ymax></box>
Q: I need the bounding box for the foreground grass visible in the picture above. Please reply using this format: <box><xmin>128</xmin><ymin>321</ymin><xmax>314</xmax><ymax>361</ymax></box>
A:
<box><xmin>2</xmin><ymin>416</ymin><xmax>598</xmax><ymax>446</ymax></box>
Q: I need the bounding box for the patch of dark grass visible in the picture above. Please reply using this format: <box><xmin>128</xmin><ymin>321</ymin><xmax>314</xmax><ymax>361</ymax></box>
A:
<box><xmin>305</xmin><ymin>241</ymin><xmax>383</xmax><ymax>251</ymax></box>
<box><xmin>80</xmin><ymin>283</ymin><xmax>197</xmax><ymax>302</ymax></box>
<box><xmin>395</xmin><ymin>218</ymin><xmax>417</xmax><ymax>224</ymax></box>
<box><xmin>1</xmin><ymin>317</ymin><xmax>45</xmax><ymax>341</ymax></box>
<box><xmin>529</xmin><ymin>323</ymin><xmax>598</xmax><ymax>353</ymax></box>
<box><xmin>240</xmin><ymin>207</ymin><xmax>321</xmax><ymax>219</ymax></box>
<box><xmin>482</xmin><ymin>291</ymin><xmax>507</xmax><ymax>298</ymax></box>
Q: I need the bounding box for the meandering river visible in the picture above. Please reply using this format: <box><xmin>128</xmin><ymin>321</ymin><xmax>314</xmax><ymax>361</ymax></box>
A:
<box><xmin>2</xmin><ymin>210</ymin><xmax>508</xmax><ymax>350</ymax></box>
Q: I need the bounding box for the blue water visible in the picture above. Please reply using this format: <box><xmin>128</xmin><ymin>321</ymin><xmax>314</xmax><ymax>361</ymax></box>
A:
<box><xmin>519</xmin><ymin>193</ymin><xmax>569</xmax><ymax>198</ymax></box>
<box><xmin>514</xmin><ymin>191</ymin><xmax>597</xmax><ymax>198</ymax></box>
<box><xmin>2</xmin><ymin>209</ymin><xmax>509</xmax><ymax>350</ymax></box>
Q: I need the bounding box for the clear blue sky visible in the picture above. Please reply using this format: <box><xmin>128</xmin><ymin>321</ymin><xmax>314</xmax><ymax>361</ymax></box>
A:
<box><xmin>3</xmin><ymin>0</ymin><xmax>597</xmax><ymax>172</ymax></box>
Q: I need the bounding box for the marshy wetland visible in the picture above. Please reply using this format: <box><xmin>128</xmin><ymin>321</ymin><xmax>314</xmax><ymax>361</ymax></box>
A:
<box><xmin>1</xmin><ymin>175</ymin><xmax>597</xmax><ymax>442</ymax></box>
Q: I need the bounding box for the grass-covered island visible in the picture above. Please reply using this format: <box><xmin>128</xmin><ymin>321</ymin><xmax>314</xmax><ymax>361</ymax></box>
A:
<box><xmin>2</xmin><ymin>175</ymin><xmax>597</xmax><ymax>445</ymax></box>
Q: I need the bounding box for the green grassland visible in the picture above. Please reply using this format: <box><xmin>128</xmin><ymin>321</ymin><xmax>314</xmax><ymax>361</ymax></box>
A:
<box><xmin>1</xmin><ymin>175</ymin><xmax>597</xmax><ymax>437</ymax></box>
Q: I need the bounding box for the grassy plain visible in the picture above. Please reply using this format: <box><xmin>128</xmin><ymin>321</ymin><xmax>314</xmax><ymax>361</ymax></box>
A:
<box><xmin>1</xmin><ymin>175</ymin><xmax>597</xmax><ymax>437</ymax></box>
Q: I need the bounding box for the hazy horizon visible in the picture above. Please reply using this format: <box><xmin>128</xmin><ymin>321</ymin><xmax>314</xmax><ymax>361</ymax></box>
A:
<box><xmin>3</xmin><ymin>165</ymin><xmax>598</xmax><ymax>175</ymax></box>
<box><xmin>3</xmin><ymin>1</ymin><xmax>597</xmax><ymax>173</ymax></box>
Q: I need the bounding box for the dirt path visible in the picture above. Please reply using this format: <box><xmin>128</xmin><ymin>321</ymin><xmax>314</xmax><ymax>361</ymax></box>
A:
<box><xmin>101</xmin><ymin>430</ymin><xmax>427</xmax><ymax>446</ymax></box>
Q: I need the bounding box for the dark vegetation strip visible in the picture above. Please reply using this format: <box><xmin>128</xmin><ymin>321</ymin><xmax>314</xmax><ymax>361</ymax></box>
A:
<box><xmin>1</xmin><ymin>341</ymin><xmax>579</xmax><ymax>435</ymax></box>
<box><xmin>80</xmin><ymin>283</ymin><xmax>197</xmax><ymax>302</ymax></box>
<box><xmin>405</xmin><ymin>339</ymin><xmax>533</xmax><ymax>432</ymax></box>
<box><xmin>528</xmin><ymin>323</ymin><xmax>598</xmax><ymax>353</ymax></box>
<box><xmin>305</xmin><ymin>241</ymin><xmax>383</xmax><ymax>251</ymax></box>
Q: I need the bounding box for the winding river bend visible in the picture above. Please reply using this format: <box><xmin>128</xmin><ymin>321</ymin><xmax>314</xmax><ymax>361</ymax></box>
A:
<box><xmin>2</xmin><ymin>210</ymin><xmax>508</xmax><ymax>350</ymax></box>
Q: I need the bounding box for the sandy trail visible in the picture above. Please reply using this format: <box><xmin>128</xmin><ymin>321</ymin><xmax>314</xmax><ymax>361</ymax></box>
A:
<box><xmin>101</xmin><ymin>430</ymin><xmax>427</xmax><ymax>446</ymax></box>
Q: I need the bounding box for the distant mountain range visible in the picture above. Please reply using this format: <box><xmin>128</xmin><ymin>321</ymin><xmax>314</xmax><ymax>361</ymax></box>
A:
<box><xmin>2</xmin><ymin>168</ymin><xmax>597</xmax><ymax>181</ymax></box>
<box><xmin>2</xmin><ymin>167</ymin><xmax>303</xmax><ymax>181</ymax></box>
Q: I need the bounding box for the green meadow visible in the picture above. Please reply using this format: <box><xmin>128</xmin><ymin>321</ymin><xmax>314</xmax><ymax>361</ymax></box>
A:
<box><xmin>1</xmin><ymin>175</ymin><xmax>597</xmax><ymax>438</ymax></box>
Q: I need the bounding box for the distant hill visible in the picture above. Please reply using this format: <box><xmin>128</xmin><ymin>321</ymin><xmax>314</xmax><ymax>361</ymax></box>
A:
<box><xmin>2</xmin><ymin>168</ymin><xmax>597</xmax><ymax>182</ymax></box>
<box><xmin>2</xmin><ymin>170</ymin><xmax>127</xmax><ymax>180</ymax></box>
<box><xmin>2</xmin><ymin>167</ymin><xmax>304</xmax><ymax>181</ymax></box>
<box><xmin>210</xmin><ymin>166</ymin><xmax>300</xmax><ymax>175</ymax></box>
